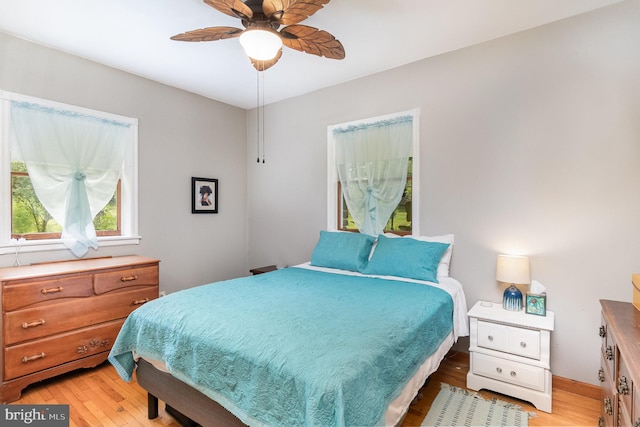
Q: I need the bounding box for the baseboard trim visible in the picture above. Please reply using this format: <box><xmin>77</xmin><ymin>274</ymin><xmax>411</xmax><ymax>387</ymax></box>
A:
<box><xmin>552</xmin><ymin>375</ymin><xmax>601</xmax><ymax>400</ymax></box>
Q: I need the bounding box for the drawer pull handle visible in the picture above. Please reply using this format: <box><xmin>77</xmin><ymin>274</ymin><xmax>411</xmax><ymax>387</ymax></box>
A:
<box><xmin>22</xmin><ymin>352</ymin><xmax>46</xmax><ymax>363</ymax></box>
<box><xmin>22</xmin><ymin>319</ymin><xmax>46</xmax><ymax>329</ymax></box>
<box><xmin>121</xmin><ymin>275</ymin><xmax>138</xmax><ymax>282</ymax></box>
<box><xmin>618</xmin><ymin>376</ymin><xmax>629</xmax><ymax>395</ymax></box>
<box><xmin>599</xmin><ymin>325</ymin><xmax>606</xmax><ymax>338</ymax></box>
<box><xmin>510</xmin><ymin>371</ymin><xmax>517</xmax><ymax>377</ymax></box>
<box><xmin>598</xmin><ymin>368</ymin><xmax>605</xmax><ymax>382</ymax></box>
<box><xmin>133</xmin><ymin>298</ymin><xmax>150</xmax><ymax>305</ymax></box>
<box><xmin>496</xmin><ymin>367</ymin><xmax>502</xmax><ymax>374</ymax></box>
<box><xmin>604</xmin><ymin>397</ymin><xmax>613</xmax><ymax>416</ymax></box>
<box><xmin>520</xmin><ymin>341</ymin><xmax>527</xmax><ymax>348</ymax></box>
<box><xmin>605</xmin><ymin>345</ymin><xmax>614</xmax><ymax>361</ymax></box>
<box><xmin>41</xmin><ymin>286</ymin><xmax>63</xmax><ymax>294</ymax></box>
<box><xmin>605</xmin><ymin>345</ymin><xmax>613</xmax><ymax>360</ymax></box>
<box><xmin>487</xmin><ymin>335</ymin><xmax>494</xmax><ymax>341</ymax></box>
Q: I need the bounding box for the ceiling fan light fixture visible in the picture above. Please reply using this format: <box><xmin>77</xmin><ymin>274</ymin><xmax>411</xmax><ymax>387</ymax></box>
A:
<box><xmin>239</xmin><ymin>29</ymin><xmax>282</xmax><ymax>61</ymax></box>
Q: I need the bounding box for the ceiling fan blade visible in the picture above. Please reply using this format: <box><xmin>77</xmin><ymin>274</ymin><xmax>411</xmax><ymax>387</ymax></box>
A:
<box><xmin>263</xmin><ymin>0</ymin><xmax>330</xmax><ymax>25</ymax></box>
<box><xmin>170</xmin><ymin>26</ymin><xmax>243</xmax><ymax>42</ymax></box>
<box><xmin>204</xmin><ymin>0</ymin><xmax>253</xmax><ymax>20</ymax></box>
<box><xmin>249</xmin><ymin>48</ymin><xmax>283</xmax><ymax>71</ymax></box>
<box><xmin>280</xmin><ymin>24</ymin><xmax>345</xmax><ymax>59</ymax></box>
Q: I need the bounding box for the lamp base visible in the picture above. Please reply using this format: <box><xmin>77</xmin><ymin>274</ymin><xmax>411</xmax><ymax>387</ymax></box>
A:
<box><xmin>503</xmin><ymin>284</ymin><xmax>523</xmax><ymax>311</ymax></box>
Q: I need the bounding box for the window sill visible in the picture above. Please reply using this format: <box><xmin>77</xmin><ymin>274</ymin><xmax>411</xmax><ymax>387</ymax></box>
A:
<box><xmin>0</xmin><ymin>235</ymin><xmax>141</xmax><ymax>255</ymax></box>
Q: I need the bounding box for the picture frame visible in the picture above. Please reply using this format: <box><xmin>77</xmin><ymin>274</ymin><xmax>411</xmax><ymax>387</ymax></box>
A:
<box><xmin>525</xmin><ymin>292</ymin><xmax>546</xmax><ymax>316</ymax></box>
<box><xmin>191</xmin><ymin>177</ymin><xmax>218</xmax><ymax>214</ymax></box>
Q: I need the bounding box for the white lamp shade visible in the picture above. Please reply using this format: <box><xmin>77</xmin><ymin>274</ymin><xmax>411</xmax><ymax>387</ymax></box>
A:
<box><xmin>239</xmin><ymin>29</ymin><xmax>282</xmax><ymax>61</ymax></box>
<box><xmin>496</xmin><ymin>254</ymin><xmax>530</xmax><ymax>285</ymax></box>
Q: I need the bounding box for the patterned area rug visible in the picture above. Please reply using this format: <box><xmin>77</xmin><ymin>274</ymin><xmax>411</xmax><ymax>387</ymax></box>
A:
<box><xmin>421</xmin><ymin>383</ymin><xmax>529</xmax><ymax>426</ymax></box>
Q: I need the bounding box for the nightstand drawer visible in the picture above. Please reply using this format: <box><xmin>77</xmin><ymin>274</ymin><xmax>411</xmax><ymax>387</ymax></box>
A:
<box><xmin>477</xmin><ymin>320</ymin><xmax>541</xmax><ymax>359</ymax></box>
<box><xmin>472</xmin><ymin>352</ymin><xmax>545</xmax><ymax>391</ymax></box>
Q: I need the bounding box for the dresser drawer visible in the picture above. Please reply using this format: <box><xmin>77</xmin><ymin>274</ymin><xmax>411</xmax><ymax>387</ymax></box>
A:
<box><xmin>472</xmin><ymin>352</ymin><xmax>545</xmax><ymax>391</ymax></box>
<box><xmin>600</xmin><ymin>313</ymin><xmax>608</xmax><ymax>351</ymax></box>
<box><xmin>2</xmin><ymin>275</ymin><xmax>93</xmax><ymax>311</ymax></box>
<box><xmin>617</xmin><ymin>355</ymin><xmax>633</xmax><ymax>420</ymax></box>
<box><xmin>600</xmin><ymin>380</ymin><xmax>617</xmax><ymax>427</ymax></box>
<box><xmin>93</xmin><ymin>266</ymin><xmax>159</xmax><ymax>295</ymax></box>
<box><xmin>3</xmin><ymin>319</ymin><xmax>123</xmax><ymax>380</ymax></box>
<box><xmin>600</xmin><ymin>315</ymin><xmax>616</xmax><ymax>380</ymax></box>
<box><xmin>477</xmin><ymin>320</ymin><xmax>541</xmax><ymax>359</ymax></box>
<box><xmin>3</xmin><ymin>287</ymin><xmax>157</xmax><ymax>345</ymax></box>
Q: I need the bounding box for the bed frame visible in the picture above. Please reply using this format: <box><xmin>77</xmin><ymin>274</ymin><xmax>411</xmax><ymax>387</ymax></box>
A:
<box><xmin>137</xmin><ymin>358</ymin><xmax>246</xmax><ymax>427</ymax></box>
<box><xmin>136</xmin><ymin>358</ymin><xmax>428</xmax><ymax>427</ymax></box>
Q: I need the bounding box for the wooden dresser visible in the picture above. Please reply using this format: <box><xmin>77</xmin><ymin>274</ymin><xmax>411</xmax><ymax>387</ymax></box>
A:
<box><xmin>599</xmin><ymin>300</ymin><xmax>640</xmax><ymax>427</ymax></box>
<box><xmin>0</xmin><ymin>255</ymin><xmax>159</xmax><ymax>403</ymax></box>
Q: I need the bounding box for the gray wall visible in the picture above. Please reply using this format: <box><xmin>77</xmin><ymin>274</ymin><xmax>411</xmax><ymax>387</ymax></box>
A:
<box><xmin>247</xmin><ymin>0</ymin><xmax>640</xmax><ymax>385</ymax></box>
<box><xmin>0</xmin><ymin>32</ymin><xmax>249</xmax><ymax>291</ymax></box>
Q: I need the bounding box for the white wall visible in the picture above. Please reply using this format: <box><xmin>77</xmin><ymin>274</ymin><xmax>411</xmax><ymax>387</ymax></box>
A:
<box><xmin>0</xmin><ymin>32</ymin><xmax>249</xmax><ymax>292</ymax></box>
<box><xmin>247</xmin><ymin>0</ymin><xmax>640</xmax><ymax>385</ymax></box>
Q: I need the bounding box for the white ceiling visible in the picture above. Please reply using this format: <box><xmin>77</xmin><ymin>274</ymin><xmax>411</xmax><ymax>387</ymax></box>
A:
<box><xmin>0</xmin><ymin>0</ymin><xmax>622</xmax><ymax>109</ymax></box>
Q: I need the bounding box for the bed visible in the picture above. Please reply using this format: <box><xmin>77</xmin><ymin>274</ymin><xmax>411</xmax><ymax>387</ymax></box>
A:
<box><xmin>109</xmin><ymin>232</ymin><xmax>469</xmax><ymax>427</ymax></box>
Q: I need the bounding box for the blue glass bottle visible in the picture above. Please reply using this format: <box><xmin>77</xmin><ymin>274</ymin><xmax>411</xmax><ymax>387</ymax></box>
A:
<box><xmin>503</xmin><ymin>284</ymin><xmax>523</xmax><ymax>311</ymax></box>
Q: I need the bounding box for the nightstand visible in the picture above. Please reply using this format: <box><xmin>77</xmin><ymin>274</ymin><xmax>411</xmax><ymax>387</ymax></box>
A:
<box><xmin>249</xmin><ymin>265</ymin><xmax>277</xmax><ymax>275</ymax></box>
<box><xmin>466</xmin><ymin>300</ymin><xmax>555</xmax><ymax>413</ymax></box>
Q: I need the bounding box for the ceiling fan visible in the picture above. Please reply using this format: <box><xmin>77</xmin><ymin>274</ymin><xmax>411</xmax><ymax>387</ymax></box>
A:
<box><xmin>171</xmin><ymin>0</ymin><xmax>346</xmax><ymax>71</ymax></box>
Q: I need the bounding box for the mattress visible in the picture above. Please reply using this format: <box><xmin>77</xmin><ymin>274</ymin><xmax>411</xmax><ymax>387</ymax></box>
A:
<box><xmin>109</xmin><ymin>266</ymin><xmax>468</xmax><ymax>426</ymax></box>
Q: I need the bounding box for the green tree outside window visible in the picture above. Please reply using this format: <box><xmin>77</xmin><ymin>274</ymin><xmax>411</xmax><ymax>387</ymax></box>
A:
<box><xmin>11</xmin><ymin>161</ymin><xmax>119</xmax><ymax>238</ymax></box>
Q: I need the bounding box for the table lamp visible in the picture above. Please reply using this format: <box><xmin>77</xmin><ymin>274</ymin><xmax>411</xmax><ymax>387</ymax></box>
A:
<box><xmin>496</xmin><ymin>254</ymin><xmax>530</xmax><ymax>311</ymax></box>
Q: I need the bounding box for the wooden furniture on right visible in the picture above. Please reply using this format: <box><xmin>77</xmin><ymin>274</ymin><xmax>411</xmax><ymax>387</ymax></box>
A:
<box><xmin>0</xmin><ymin>255</ymin><xmax>159</xmax><ymax>403</ymax></box>
<box><xmin>598</xmin><ymin>300</ymin><xmax>640</xmax><ymax>427</ymax></box>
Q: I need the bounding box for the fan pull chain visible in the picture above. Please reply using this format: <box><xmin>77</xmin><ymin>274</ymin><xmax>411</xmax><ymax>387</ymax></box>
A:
<box><xmin>256</xmin><ymin>70</ymin><xmax>260</xmax><ymax>163</ymax></box>
<box><xmin>262</xmin><ymin>71</ymin><xmax>266</xmax><ymax>164</ymax></box>
<box><xmin>256</xmin><ymin>70</ymin><xmax>266</xmax><ymax>164</ymax></box>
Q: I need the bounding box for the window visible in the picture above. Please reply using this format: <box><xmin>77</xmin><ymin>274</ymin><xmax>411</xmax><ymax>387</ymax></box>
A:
<box><xmin>0</xmin><ymin>91</ymin><xmax>140</xmax><ymax>255</ymax></box>
<box><xmin>327</xmin><ymin>109</ymin><xmax>420</xmax><ymax>235</ymax></box>
<box><xmin>338</xmin><ymin>158</ymin><xmax>412</xmax><ymax>234</ymax></box>
<box><xmin>11</xmin><ymin>161</ymin><xmax>121</xmax><ymax>239</ymax></box>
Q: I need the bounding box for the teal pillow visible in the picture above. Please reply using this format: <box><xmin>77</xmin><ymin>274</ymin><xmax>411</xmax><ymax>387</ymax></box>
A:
<box><xmin>310</xmin><ymin>231</ymin><xmax>376</xmax><ymax>272</ymax></box>
<box><xmin>363</xmin><ymin>234</ymin><xmax>450</xmax><ymax>283</ymax></box>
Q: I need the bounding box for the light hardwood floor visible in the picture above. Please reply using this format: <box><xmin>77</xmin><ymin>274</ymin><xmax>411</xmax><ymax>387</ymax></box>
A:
<box><xmin>12</xmin><ymin>351</ymin><xmax>600</xmax><ymax>426</ymax></box>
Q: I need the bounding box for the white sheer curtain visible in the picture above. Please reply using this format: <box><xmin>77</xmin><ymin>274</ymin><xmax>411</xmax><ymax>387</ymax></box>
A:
<box><xmin>10</xmin><ymin>101</ymin><xmax>132</xmax><ymax>257</ymax></box>
<box><xmin>334</xmin><ymin>115</ymin><xmax>413</xmax><ymax>236</ymax></box>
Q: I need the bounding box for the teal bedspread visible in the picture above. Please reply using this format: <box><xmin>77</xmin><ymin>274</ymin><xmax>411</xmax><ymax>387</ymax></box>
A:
<box><xmin>109</xmin><ymin>267</ymin><xmax>453</xmax><ymax>427</ymax></box>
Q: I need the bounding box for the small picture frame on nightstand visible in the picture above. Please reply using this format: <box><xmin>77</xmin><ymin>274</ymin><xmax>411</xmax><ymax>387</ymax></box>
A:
<box><xmin>526</xmin><ymin>292</ymin><xmax>546</xmax><ymax>316</ymax></box>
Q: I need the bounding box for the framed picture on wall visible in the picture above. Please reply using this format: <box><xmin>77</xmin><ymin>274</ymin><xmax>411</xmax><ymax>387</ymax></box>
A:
<box><xmin>192</xmin><ymin>177</ymin><xmax>218</xmax><ymax>214</ymax></box>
